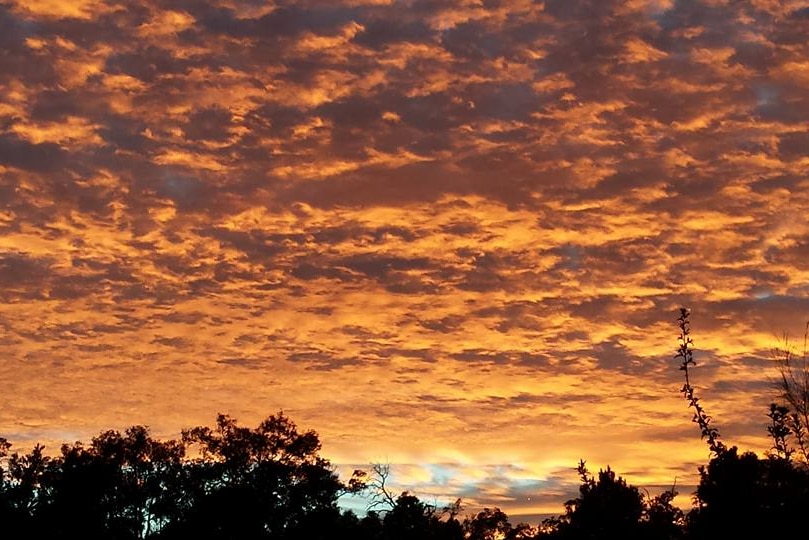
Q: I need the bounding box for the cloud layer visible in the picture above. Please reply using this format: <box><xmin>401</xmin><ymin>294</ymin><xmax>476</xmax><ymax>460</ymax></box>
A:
<box><xmin>2</xmin><ymin>0</ymin><xmax>809</xmax><ymax>520</ymax></box>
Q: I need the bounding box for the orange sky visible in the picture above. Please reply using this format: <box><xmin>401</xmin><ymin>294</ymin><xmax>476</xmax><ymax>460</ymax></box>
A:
<box><xmin>2</xmin><ymin>0</ymin><xmax>809</xmax><ymax>522</ymax></box>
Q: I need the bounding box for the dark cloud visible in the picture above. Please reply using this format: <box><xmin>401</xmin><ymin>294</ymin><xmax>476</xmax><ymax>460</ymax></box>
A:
<box><xmin>0</xmin><ymin>135</ymin><xmax>67</xmax><ymax>172</ymax></box>
<box><xmin>777</xmin><ymin>131</ymin><xmax>809</xmax><ymax>161</ymax></box>
<box><xmin>353</xmin><ymin>15</ymin><xmax>431</xmax><ymax>48</ymax></box>
<box><xmin>591</xmin><ymin>339</ymin><xmax>650</xmax><ymax>375</ymax></box>
<box><xmin>0</xmin><ymin>253</ymin><xmax>52</xmax><ymax>289</ymax></box>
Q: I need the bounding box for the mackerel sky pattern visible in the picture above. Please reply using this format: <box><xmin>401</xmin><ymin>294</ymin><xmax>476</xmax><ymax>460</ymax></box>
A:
<box><xmin>2</xmin><ymin>0</ymin><xmax>809</xmax><ymax>519</ymax></box>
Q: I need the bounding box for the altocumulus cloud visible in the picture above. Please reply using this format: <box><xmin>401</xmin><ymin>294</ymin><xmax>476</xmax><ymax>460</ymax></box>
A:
<box><xmin>1</xmin><ymin>0</ymin><xmax>809</xmax><ymax>521</ymax></box>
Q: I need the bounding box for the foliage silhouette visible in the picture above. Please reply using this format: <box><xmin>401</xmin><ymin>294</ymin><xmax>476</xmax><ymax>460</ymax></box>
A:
<box><xmin>0</xmin><ymin>413</ymin><xmax>365</xmax><ymax>539</ymax></box>
<box><xmin>3</xmin><ymin>309</ymin><xmax>809</xmax><ymax>539</ymax></box>
<box><xmin>159</xmin><ymin>412</ymin><xmax>362</xmax><ymax>539</ymax></box>
<box><xmin>537</xmin><ymin>460</ymin><xmax>682</xmax><ymax>540</ymax></box>
<box><xmin>675</xmin><ymin>308</ymin><xmax>725</xmax><ymax>456</ymax></box>
<box><xmin>771</xmin><ymin>321</ymin><xmax>809</xmax><ymax>463</ymax></box>
<box><xmin>674</xmin><ymin>309</ymin><xmax>809</xmax><ymax>540</ymax></box>
<box><xmin>463</xmin><ymin>506</ymin><xmax>535</xmax><ymax>540</ymax></box>
<box><xmin>0</xmin><ymin>426</ymin><xmax>185</xmax><ymax>539</ymax></box>
<box><xmin>379</xmin><ymin>492</ymin><xmax>463</xmax><ymax>540</ymax></box>
<box><xmin>360</xmin><ymin>463</ymin><xmax>466</xmax><ymax>540</ymax></box>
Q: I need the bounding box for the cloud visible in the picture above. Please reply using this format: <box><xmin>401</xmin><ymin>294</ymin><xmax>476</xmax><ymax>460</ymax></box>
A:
<box><xmin>2</xmin><ymin>0</ymin><xmax>808</xmax><ymax>523</ymax></box>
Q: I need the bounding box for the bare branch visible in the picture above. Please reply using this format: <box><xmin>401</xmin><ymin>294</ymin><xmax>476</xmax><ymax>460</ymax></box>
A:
<box><xmin>771</xmin><ymin>321</ymin><xmax>809</xmax><ymax>463</ymax></box>
<box><xmin>676</xmin><ymin>308</ymin><xmax>725</xmax><ymax>456</ymax></box>
<box><xmin>365</xmin><ymin>462</ymin><xmax>399</xmax><ymax>512</ymax></box>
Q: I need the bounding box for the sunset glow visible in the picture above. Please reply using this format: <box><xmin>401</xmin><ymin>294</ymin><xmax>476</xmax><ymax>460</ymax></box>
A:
<box><xmin>2</xmin><ymin>0</ymin><xmax>809</xmax><ymax>521</ymax></box>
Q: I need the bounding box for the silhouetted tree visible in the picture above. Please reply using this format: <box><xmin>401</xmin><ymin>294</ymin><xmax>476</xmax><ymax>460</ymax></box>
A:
<box><xmin>463</xmin><ymin>506</ymin><xmax>535</xmax><ymax>540</ymax></box>
<box><xmin>379</xmin><ymin>492</ymin><xmax>463</xmax><ymax>540</ymax></box>
<box><xmin>34</xmin><ymin>426</ymin><xmax>185</xmax><ymax>539</ymax></box>
<box><xmin>539</xmin><ymin>460</ymin><xmax>645</xmax><ymax>540</ymax></box>
<box><xmin>771</xmin><ymin>321</ymin><xmax>809</xmax><ymax>463</ymax></box>
<box><xmin>0</xmin><ymin>412</ymin><xmax>367</xmax><ymax>539</ymax></box>
<box><xmin>360</xmin><ymin>463</ymin><xmax>464</xmax><ymax>540</ymax></box>
<box><xmin>685</xmin><ymin>446</ymin><xmax>809</xmax><ymax>539</ymax></box>
<box><xmin>464</xmin><ymin>507</ymin><xmax>511</xmax><ymax>540</ymax></box>
<box><xmin>0</xmin><ymin>439</ymin><xmax>49</xmax><ymax>534</ymax></box>
<box><xmin>366</xmin><ymin>463</ymin><xmax>400</xmax><ymax>512</ymax></box>
<box><xmin>157</xmin><ymin>411</ymin><xmax>362</xmax><ymax>539</ymax></box>
<box><xmin>7</xmin><ymin>308</ymin><xmax>809</xmax><ymax>540</ymax></box>
<box><xmin>676</xmin><ymin>309</ymin><xmax>809</xmax><ymax>539</ymax></box>
<box><xmin>538</xmin><ymin>459</ymin><xmax>683</xmax><ymax>540</ymax></box>
<box><xmin>676</xmin><ymin>308</ymin><xmax>725</xmax><ymax>457</ymax></box>
<box><xmin>643</xmin><ymin>486</ymin><xmax>684</xmax><ymax>540</ymax></box>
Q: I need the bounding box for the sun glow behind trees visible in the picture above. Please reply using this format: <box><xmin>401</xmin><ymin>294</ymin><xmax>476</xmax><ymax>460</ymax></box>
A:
<box><xmin>2</xmin><ymin>311</ymin><xmax>809</xmax><ymax>539</ymax></box>
<box><xmin>3</xmin><ymin>0</ymin><xmax>809</xmax><ymax>523</ymax></box>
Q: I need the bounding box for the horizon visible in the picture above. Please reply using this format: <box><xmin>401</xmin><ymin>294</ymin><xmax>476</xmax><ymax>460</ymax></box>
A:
<box><xmin>2</xmin><ymin>0</ymin><xmax>809</xmax><ymax>522</ymax></box>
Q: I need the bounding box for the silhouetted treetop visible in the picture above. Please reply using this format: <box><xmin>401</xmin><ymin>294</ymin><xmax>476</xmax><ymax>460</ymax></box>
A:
<box><xmin>2</xmin><ymin>309</ymin><xmax>809</xmax><ymax>539</ymax></box>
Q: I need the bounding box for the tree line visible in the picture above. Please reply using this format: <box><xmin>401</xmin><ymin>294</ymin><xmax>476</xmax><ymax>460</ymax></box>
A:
<box><xmin>2</xmin><ymin>309</ymin><xmax>808</xmax><ymax>539</ymax></box>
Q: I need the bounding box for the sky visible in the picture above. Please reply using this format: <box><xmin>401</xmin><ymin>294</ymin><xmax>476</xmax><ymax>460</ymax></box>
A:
<box><xmin>2</xmin><ymin>0</ymin><xmax>809</xmax><ymax>522</ymax></box>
